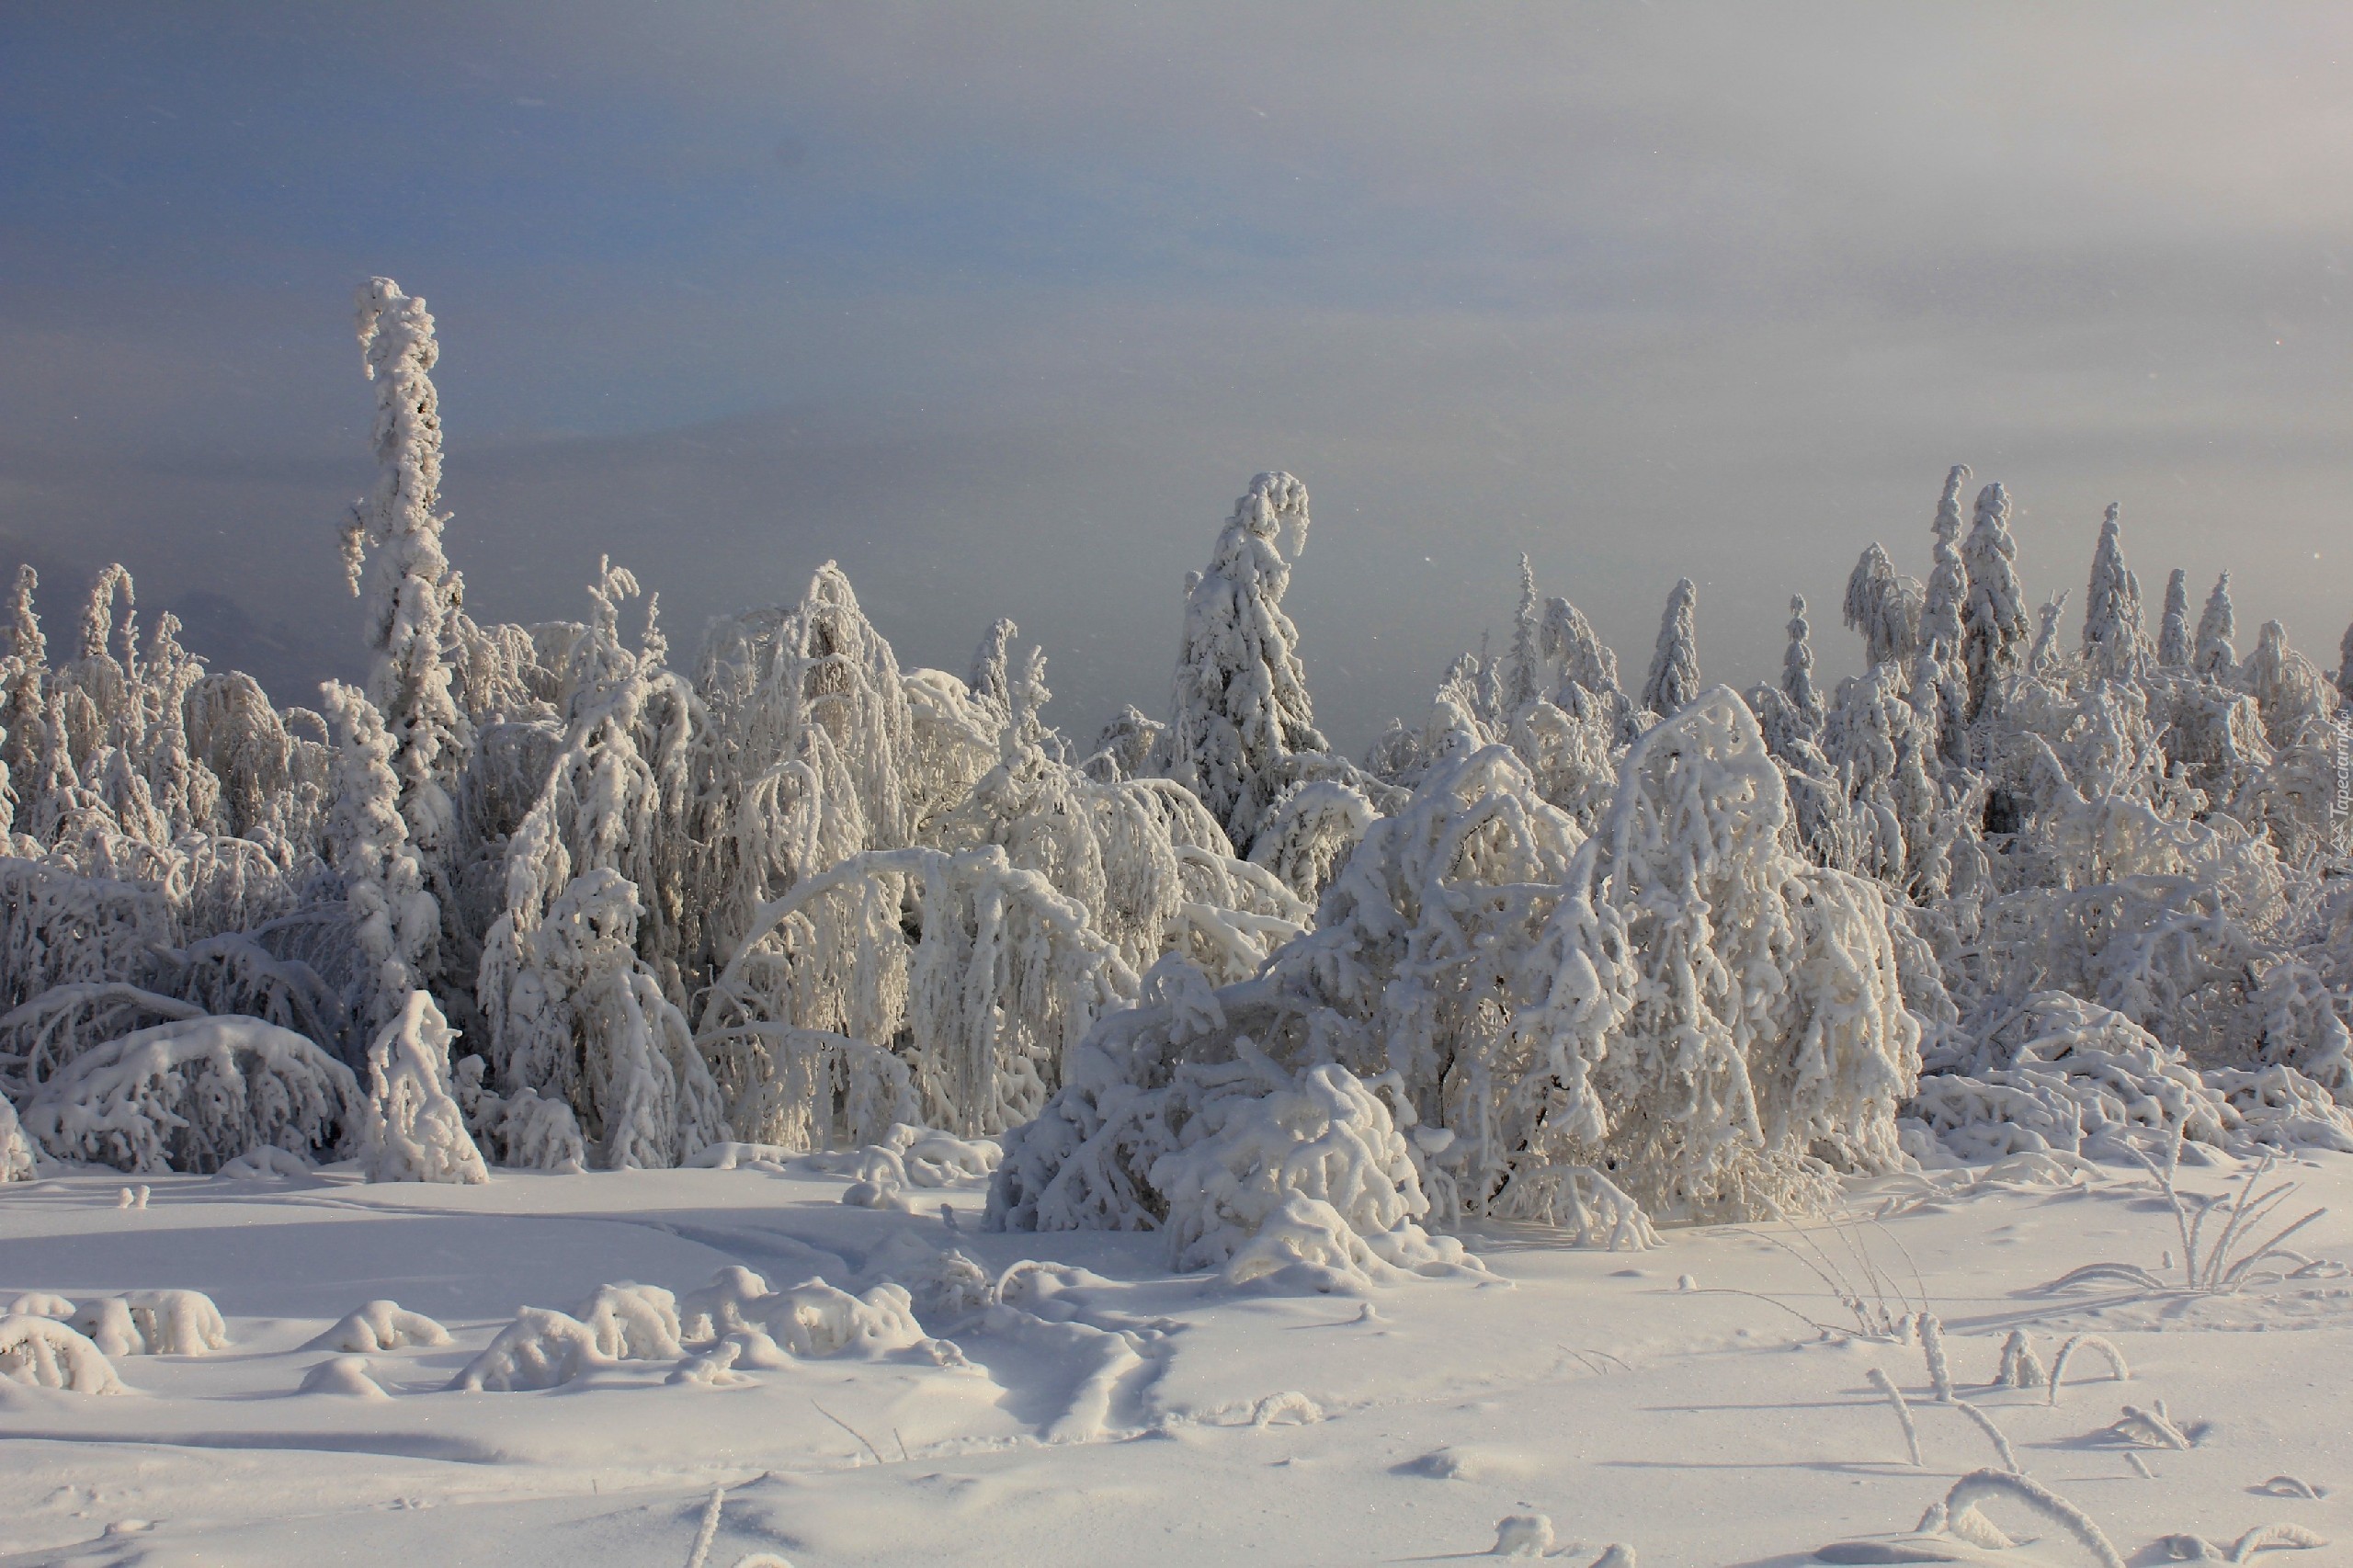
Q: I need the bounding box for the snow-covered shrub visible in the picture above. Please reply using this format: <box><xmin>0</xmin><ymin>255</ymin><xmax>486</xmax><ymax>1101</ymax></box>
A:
<box><xmin>733</xmin><ymin>1278</ymin><xmax>926</xmax><ymax>1358</ymax></box>
<box><xmin>574</xmin><ymin>1282</ymin><xmax>683</xmax><ymax>1359</ymax></box>
<box><xmin>355</xmin><ymin>989</ymin><xmax>487</xmax><ymax>1184</ymax></box>
<box><xmin>70</xmin><ymin>1290</ymin><xmax>230</xmax><ymax>1356</ymax></box>
<box><xmin>1903</xmin><ymin>992</ymin><xmax>2353</xmax><ymax>1162</ymax></box>
<box><xmin>450</xmin><ymin>1306</ymin><xmax>611</xmax><ymax>1392</ymax></box>
<box><xmin>1145</xmin><ymin>1059</ymin><xmax>1483</xmax><ymax>1290</ymax></box>
<box><xmin>19</xmin><ymin>1016</ymin><xmax>362</xmax><ymax>1174</ymax></box>
<box><xmin>0</xmin><ymin>1314</ymin><xmax>126</xmax><ymax>1393</ymax></box>
<box><xmin>0</xmin><ymin>858</ymin><xmax>176</xmax><ymax>1015</ymax></box>
<box><xmin>309</xmin><ymin>1299</ymin><xmax>450</xmax><ymax>1353</ymax></box>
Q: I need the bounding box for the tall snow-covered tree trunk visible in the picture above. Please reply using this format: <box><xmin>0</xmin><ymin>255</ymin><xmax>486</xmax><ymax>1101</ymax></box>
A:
<box><xmin>321</xmin><ymin>681</ymin><xmax>438</xmax><ymax>1038</ymax></box>
<box><xmin>1961</xmin><ymin>482</ymin><xmax>2028</xmax><ymax>719</ymax></box>
<box><xmin>2079</xmin><ymin>503</ymin><xmax>2147</xmax><ymax>679</ymax></box>
<box><xmin>1642</xmin><ymin>578</ymin><xmax>1701</xmax><ymax>717</ymax></box>
<box><xmin>2157</xmin><ymin>568</ymin><xmax>2193</xmax><ymax>668</ymax></box>
<box><xmin>1504</xmin><ymin>554</ymin><xmax>1542</xmax><ymax>714</ymax></box>
<box><xmin>347</xmin><ymin>278</ymin><xmax>468</xmax><ymax>922</ymax></box>
<box><xmin>1779</xmin><ymin>595</ymin><xmax>1820</xmax><ymax>730</ymax></box>
<box><xmin>1922</xmin><ymin>464</ymin><xmax>1970</xmax><ymax>657</ymax></box>
<box><xmin>2194</xmin><ymin>571</ymin><xmax>2236</xmax><ymax>677</ymax></box>
<box><xmin>1154</xmin><ymin>472</ymin><xmax>1325</xmax><ymax>852</ymax></box>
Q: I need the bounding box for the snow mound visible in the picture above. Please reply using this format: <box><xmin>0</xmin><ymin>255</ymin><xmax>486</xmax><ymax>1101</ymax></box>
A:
<box><xmin>298</xmin><ymin>1355</ymin><xmax>391</xmax><ymax>1399</ymax></box>
<box><xmin>17</xmin><ymin>1016</ymin><xmax>361</xmax><ymax>1174</ymax></box>
<box><xmin>217</xmin><ymin>1144</ymin><xmax>313</xmax><ymax>1179</ymax></box>
<box><xmin>307</xmin><ymin>1300</ymin><xmax>450</xmax><ymax>1353</ymax></box>
<box><xmin>1224</xmin><ymin>1194</ymin><xmax>1482</xmax><ymax>1294</ymax></box>
<box><xmin>0</xmin><ymin>1314</ymin><xmax>126</xmax><ymax>1393</ymax></box>
<box><xmin>6</xmin><ymin>1291</ymin><xmax>75</xmax><ymax>1319</ymax></box>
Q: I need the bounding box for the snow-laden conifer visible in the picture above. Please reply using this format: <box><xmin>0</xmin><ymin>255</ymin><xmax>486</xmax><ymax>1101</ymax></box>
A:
<box><xmin>1641</xmin><ymin>577</ymin><xmax>1701</xmax><ymax>717</ymax></box>
<box><xmin>2194</xmin><ymin>572</ymin><xmax>2236</xmax><ymax>676</ymax></box>
<box><xmin>2080</xmin><ymin>505</ymin><xmax>2148</xmax><ymax>679</ymax></box>
<box><xmin>347</xmin><ymin>278</ymin><xmax>466</xmax><ymax>887</ymax></box>
<box><xmin>1780</xmin><ymin>595</ymin><xmax>1822</xmax><ymax>733</ymax></box>
<box><xmin>1845</xmin><ymin>543</ymin><xmax>1926</xmax><ymax>671</ymax></box>
<box><xmin>2157</xmin><ymin>569</ymin><xmax>2193</xmax><ymax>668</ymax></box>
<box><xmin>1961</xmin><ymin>483</ymin><xmax>2029</xmax><ymax>718</ymax></box>
<box><xmin>321</xmin><ymin>682</ymin><xmax>436</xmax><ymax>1035</ymax></box>
<box><xmin>1154</xmin><ymin>472</ymin><xmax>1325</xmax><ymax>853</ymax></box>
<box><xmin>1923</xmin><ymin>465</ymin><xmax>1972</xmax><ymax>657</ymax></box>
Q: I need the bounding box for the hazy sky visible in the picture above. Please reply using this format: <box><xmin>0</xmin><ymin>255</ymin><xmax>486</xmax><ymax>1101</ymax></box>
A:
<box><xmin>4</xmin><ymin>5</ymin><xmax>2348</xmax><ymax>747</ymax></box>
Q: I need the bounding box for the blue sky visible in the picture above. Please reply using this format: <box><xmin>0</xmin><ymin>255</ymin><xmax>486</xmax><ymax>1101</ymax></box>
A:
<box><xmin>4</xmin><ymin>4</ymin><xmax>2348</xmax><ymax>744</ymax></box>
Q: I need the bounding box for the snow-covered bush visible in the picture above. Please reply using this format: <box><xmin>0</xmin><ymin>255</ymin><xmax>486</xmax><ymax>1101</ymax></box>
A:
<box><xmin>70</xmin><ymin>1290</ymin><xmax>230</xmax><ymax>1357</ymax></box>
<box><xmin>19</xmin><ymin>1017</ymin><xmax>362</xmax><ymax>1174</ymax></box>
<box><xmin>0</xmin><ymin>1314</ymin><xmax>126</xmax><ymax>1393</ymax></box>
<box><xmin>355</xmin><ymin>989</ymin><xmax>487</xmax><ymax>1184</ymax></box>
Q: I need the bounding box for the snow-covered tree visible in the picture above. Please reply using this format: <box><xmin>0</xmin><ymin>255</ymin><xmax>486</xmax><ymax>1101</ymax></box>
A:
<box><xmin>2157</xmin><ymin>568</ymin><xmax>2193</xmax><ymax>668</ymax></box>
<box><xmin>1780</xmin><ymin>595</ymin><xmax>1822</xmax><ymax>733</ymax></box>
<box><xmin>2079</xmin><ymin>504</ymin><xmax>2147</xmax><ymax>679</ymax></box>
<box><xmin>356</xmin><ymin>989</ymin><xmax>487</xmax><ymax>1184</ymax></box>
<box><xmin>1641</xmin><ymin>577</ymin><xmax>1701</xmax><ymax>716</ymax></box>
<box><xmin>1922</xmin><ymin>464</ymin><xmax>1971</xmax><ymax>657</ymax></box>
<box><xmin>2194</xmin><ymin>572</ymin><xmax>2236</xmax><ymax>676</ymax></box>
<box><xmin>1154</xmin><ymin>472</ymin><xmax>1325</xmax><ymax>853</ymax></box>
<box><xmin>1844</xmin><ymin>543</ymin><xmax>1925</xmax><ymax>671</ymax></box>
<box><xmin>1961</xmin><ymin>482</ymin><xmax>2029</xmax><ymax>718</ymax></box>
<box><xmin>346</xmin><ymin>278</ymin><xmax>467</xmax><ymax>890</ymax></box>
<box><xmin>321</xmin><ymin>682</ymin><xmax>438</xmax><ymax>1036</ymax></box>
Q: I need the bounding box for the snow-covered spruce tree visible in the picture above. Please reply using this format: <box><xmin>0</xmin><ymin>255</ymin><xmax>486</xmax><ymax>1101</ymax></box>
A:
<box><xmin>346</xmin><ymin>278</ymin><xmax>467</xmax><ymax>912</ymax></box>
<box><xmin>1</xmin><ymin>566</ymin><xmax>47</xmax><ymax>811</ymax></box>
<box><xmin>1153</xmin><ymin>472</ymin><xmax>1326</xmax><ymax>854</ymax></box>
<box><xmin>2242</xmin><ymin>619</ymin><xmax>2337</xmax><ymax>752</ymax></box>
<box><xmin>1779</xmin><ymin>595</ymin><xmax>1822</xmax><ymax>736</ymax></box>
<box><xmin>1641</xmin><ymin>577</ymin><xmax>1702</xmax><ymax>717</ymax></box>
<box><xmin>1961</xmin><ymin>482</ymin><xmax>2029</xmax><ymax>719</ymax></box>
<box><xmin>1844</xmin><ymin>543</ymin><xmax>1925</xmax><ymax>672</ymax></box>
<box><xmin>320</xmin><ymin>682</ymin><xmax>438</xmax><ymax>1036</ymax></box>
<box><xmin>1922</xmin><ymin>465</ymin><xmax>1972</xmax><ymax>657</ymax></box>
<box><xmin>1504</xmin><ymin>555</ymin><xmax>1544</xmax><ymax>714</ymax></box>
<box><xmin>2157</xmin><ymin>568</ymin><xmax>2193</xmax><ymax>668</ymax></box>
<box><xmin>2338</xmin><ymin>619</ymin><xmax>2353</xmax><ymax>704</ymax></box>
<box><xmin>356</xmin><ymin>988</ymin><xmax>487</xmax><ymax>1183</ymax></box>
<box><xmin>2079</xmin><ymin>504</ymin><xmax>2148</xmax><ymax>680</ymax></box>
<box><xmin>2194</xmin><ymin>571</ymin><xmax>2236</xmax><ymax>677</ymax></box>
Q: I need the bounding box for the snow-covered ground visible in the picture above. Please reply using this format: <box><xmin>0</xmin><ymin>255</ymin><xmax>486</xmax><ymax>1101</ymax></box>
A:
<box><xmin>6</xmin><ymin>1147</ymin><xmax>2347</xmax><ymax>1567</ymax></box>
